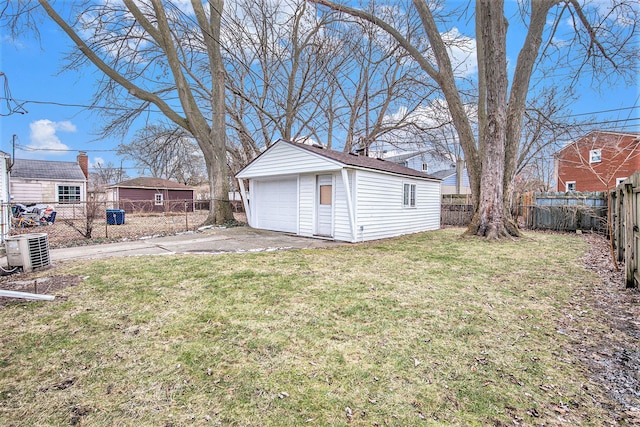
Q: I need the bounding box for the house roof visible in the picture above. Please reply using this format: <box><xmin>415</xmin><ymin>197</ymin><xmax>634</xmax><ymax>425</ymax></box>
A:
<box><xmin>108</xmin><ymin>177</ymin><xmax>194</xmax><ymax>190</ymax></box>
<box><xmin>11</xmin><ymin>158</ymin><xmax>86</xmax><ymax>181</ymax></box>
<box><xmin>383</xmin><ymin>151</ymin><xmax>423</xmax><ymax>163</ymax></box>
<box><xmin>281</xmin><ymin>140</ymin><xmax>440</xmax><ymax>180</ymax></box>
<box><xmin>430</xmin><ymin>168</ymin><xmax>457</xmax><ymax>180</ymax></box>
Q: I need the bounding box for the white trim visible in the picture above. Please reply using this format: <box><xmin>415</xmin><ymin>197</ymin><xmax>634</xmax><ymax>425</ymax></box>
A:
<box><xmin>238</xmin><ymin>178</ymin><xmax>251</xmax><ymax>226</ymax></box>
<box><xmin>589</xmin><ymin>149</ymin><xmax>602</xmax><ymax>163</ymax></box>
<box><xmin>565</xmin><ymin>181</ymin><xmax>576</xmax><ymax>191</ymax></box>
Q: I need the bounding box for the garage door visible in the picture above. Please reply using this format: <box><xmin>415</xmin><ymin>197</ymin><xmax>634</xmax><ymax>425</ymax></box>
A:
<box><xmin>254</xmin><ymin>178</ymin><xmax>298</xmax><ymax>233</ymax></box>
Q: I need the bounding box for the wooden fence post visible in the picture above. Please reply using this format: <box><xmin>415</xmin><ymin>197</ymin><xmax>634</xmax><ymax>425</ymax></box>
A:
<box><xmin>615</xmin><ymin>188</ymin><xmax>623</xmax><ymax>262</ymax></box>
<box><xmin>624</xmin><ymin>182</ymin><xmax>636</xmax><ymax>288</ymax></box>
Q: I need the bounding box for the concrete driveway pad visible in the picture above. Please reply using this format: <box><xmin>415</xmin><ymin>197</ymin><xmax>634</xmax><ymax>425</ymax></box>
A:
<box><xmin>37</xmin><ymin>226</ymin><xmax>343</xmax><ymax>263</ymax></box>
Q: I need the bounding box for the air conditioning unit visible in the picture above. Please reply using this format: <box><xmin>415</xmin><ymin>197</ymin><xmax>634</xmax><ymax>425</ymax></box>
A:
<box><xmin>5</xmin><ymin>233</ymin><xmax>51</xmax><ymax>272</ymax></box>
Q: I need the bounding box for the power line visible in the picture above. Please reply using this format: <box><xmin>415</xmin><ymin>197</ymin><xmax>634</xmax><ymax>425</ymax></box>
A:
<box><xmin>557</xmin><ymin>105</ymin><xmax>640</xmax><ymax>119</ymax></box>
<box><xmin>15</xmin><ymin>143</ymin><xmax>117</xmax><ymax>153</ymax></box>
<box><xmin>13</xmin><ymin>99</ymin><xmax>140</xmax><ymax>112</ymax></box>
<box><xmin>0</xmin><ymin>72</ymin><xmax>29</xmax><ymax>116</ymax></box>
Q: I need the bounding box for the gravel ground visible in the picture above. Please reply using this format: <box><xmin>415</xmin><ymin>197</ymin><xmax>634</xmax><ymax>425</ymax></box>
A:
<box><xmin>568</xmin><ymin>232</ymin><xmax>640</xmax><ymax>424</ymax></box>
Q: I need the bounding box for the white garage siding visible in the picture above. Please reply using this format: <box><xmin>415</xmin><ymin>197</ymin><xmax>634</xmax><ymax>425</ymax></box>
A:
<box><xmin>355</xmin><ymin>170</ymin><xmax>440</xmax><ymax>241</ymax></box>
<box><xmin>298</xmin><ymin>174</ymin><xmax>315</xmax><ymax>237</ymax></box>
<box><xmin>239</xmin><ymin>142</ymin><xmax>341</xmax><ymax>179</ymax></box>
<box><xmin>252</xmin><ymin>177</ymin><xmax>298</xmax><ymax>233</ymax></box>
<box><xmin>237</xmin><ymin>140</ymin><xmax>442</xmax><ymax>243</ymax></box>
<box><xmin>333</xmin><ymin>170</ymin><xmax>355</xmax><ymax>242</ymax></box>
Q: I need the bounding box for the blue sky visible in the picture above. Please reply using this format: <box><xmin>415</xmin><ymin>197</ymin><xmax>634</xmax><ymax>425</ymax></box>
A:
<box><xmin>1</xmin><ymin>22</ymin><xmax>136</xmax><ymax>171</ymax></box>
<box><xmin>0</xmin><ymin>2</ymin><xmax>638</xmax><ymax>176</ymax></box>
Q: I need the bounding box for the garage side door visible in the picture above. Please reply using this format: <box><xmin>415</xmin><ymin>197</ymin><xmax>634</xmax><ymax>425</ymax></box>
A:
<box><xmin>254</xmin><ymin>178</ymin><xmax>298</xmax><ymax>233</ymax></box>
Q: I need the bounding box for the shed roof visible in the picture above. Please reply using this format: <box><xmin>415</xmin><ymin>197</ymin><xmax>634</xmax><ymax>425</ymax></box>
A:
<box><xmin>11</xmin><ymin>158</ymin><xmax>86</xmax><ymax>181</ymax></box>
<box><xmin>242</xmin><ymin>140</ymin><xmax>439</xmax><ymax>180</ymax></box>
<box><xmin>293</xmin><ymin>141</ymin><xmax>439</xmax><ymax>179</ymax></box>
<box><xmin>108</xmin><ymin>177</ymin><xmax>193</xmax><ymax>190</ymax></box>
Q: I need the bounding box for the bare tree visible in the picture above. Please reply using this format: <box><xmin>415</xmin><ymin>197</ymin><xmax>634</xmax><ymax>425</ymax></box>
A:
<box><xmin>90</xmin><ymin>161</ymin><xmax>128</xmax><ymax>188</ymax></box>
<box><xmin>223</xmin><ymin>0</ymin><xmax>335</xmax><ymax>156</ymax></box>
<box><xmin>118</xmin><ymin>124</ymin><xmax>207</xmax><ymax>186</ymax></box>
<box><xmin>311</xmin><ymin>0</ymin><xmax>639</xmax><ymax>238</ymax></box>
<box><xmin>2</xmin><ymin>0</ymin><xmax>233</xmax><ymax>224</ymax></box>
<box><xmin>224</xmin><ymin>0</ymin><xmax>439</xmax><ymax>162</ymax></box>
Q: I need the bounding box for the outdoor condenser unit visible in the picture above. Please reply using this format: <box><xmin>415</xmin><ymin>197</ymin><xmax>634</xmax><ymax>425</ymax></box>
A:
<box><xmin>5</xmin><ymin>233</ymin><xmax>51</xmax><ymax>272</ymax></box>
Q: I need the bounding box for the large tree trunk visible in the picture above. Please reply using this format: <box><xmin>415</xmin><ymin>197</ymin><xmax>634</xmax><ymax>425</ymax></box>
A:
<box><xmin>192</xmin><ymin>0</ymin><xmax>234</xmax><ymax>225</ymax></box>
<box><xmin>464</xmin><ymin>0</ymin><xmax>515</xmax><ymax>238</ymax></box>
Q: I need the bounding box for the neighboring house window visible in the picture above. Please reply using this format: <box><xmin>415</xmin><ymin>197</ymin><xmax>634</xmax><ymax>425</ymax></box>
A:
<box><xmin>616</xmin><ymin>177</ymin><xmax>627</xmax><ymax>186</ymax></box>
<box><xmin>566</xmin><ymin>181</ymin><xmax>576</xmax><ymax>192</ymax></box>
<box><xmin>422</xmin><ymin>163</ymin><xmax>428</xmax><ymax>172</ymax></box>
<box><xmin>403</xmin><ymin>183</ymin><xmax>416</xmax><ymax>207</ymax></box>
<box><xmin>155</xmin><ymin>193</ymin><xmax>164</xmax><ymax>205</ymax></box>
<box><xmin>589</xmin><ymin>149</ymin><xmax>602</xmax><ymax>163</ymax></box>
<box><xmin>57</xmin><ymin>185</ymin><xmax>81</xmax><ymax>203</ymax></box>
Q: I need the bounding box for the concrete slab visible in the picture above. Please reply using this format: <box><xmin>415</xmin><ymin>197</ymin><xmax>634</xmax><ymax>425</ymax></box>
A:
<box><xmin>1</xmin><ymin>226</ymin><xmax>344</xmax><ymax>266</ymax></box>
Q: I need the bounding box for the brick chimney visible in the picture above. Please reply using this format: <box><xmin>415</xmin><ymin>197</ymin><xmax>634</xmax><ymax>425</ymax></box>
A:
<box><xmin>77</xmin><ymin>151</ymin><xmax>89</xmax><ymax>179</ymax></box>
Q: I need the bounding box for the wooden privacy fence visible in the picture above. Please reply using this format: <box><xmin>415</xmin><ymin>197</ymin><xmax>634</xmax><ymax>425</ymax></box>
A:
<box><xmin>610</xmin><ymin>172</ymin><xmax>640</xmax><ymax>289</ymax></box>
<box><xmin>441</xmin><ymin>194</ymin><xmax>473</xmax><ymax>226</ymax></box>
<box><xmin>521</xmin><ymin>191</ymin><xmax>608</xmax><ymax>233</ymax></box>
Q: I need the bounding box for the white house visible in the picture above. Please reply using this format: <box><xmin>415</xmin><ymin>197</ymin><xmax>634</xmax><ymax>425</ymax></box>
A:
<box><xmin>10</xmin><ymin>152</ymin><xmax>89</xmax><ymax>204</ymax></box>
<box><xmin>431</xmin><ymin>166</ymin><xmax>472</xmax><ymax>195</ymax></box>
<box><xmin>236</xmin><ymin>140</ymin><xmax>442</xmax><ymax>243</ymax></box>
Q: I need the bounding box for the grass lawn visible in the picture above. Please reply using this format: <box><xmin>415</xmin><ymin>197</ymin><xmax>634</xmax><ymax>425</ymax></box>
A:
<box><xmin>0</xmin><ymin>229</ymin><xmax>614</xmax><ymax>426</ymax></box>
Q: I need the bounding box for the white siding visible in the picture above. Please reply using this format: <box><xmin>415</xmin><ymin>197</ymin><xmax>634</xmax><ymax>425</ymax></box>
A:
<box><xmin>237</xmin><ymin>141</ymin><xmax>341</xmax><ymax>179</ymax></box>
<box><xmin>354</xmin><ymin>170</ymin><xmax>440</xmax><ymax>241</ymax></box>
<box><xmin>11</xmin><ymin>181</ymin><xmax>47</xmax><ymax>203</ymax></box>
<box><xmin>333</xmin><ymin>170</ymin><xmax>355</xmax><ymax>242</ymax></box>
<box><xmin>11</xmin><ymin>179</ymin><xmax>87</xmax><ymax>204</ymax></box>
<box><xmin>298</xmin><ymin>174</ymin><xmax>315</xmax><ymax>237</ymax></box>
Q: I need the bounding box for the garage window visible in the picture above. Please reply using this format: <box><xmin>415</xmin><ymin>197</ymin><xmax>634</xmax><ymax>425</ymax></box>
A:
<box><xmin>155</xmin><ymin>193</ymin><xmax>164</xmax><ymax>205</ymax></box>
<box><xmin>403</xmin><ymin>183</ymin><xmax>416</xmax><ymax>207</ymax></box>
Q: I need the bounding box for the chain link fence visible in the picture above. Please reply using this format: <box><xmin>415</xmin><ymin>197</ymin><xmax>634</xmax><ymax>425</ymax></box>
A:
<box><xmin>6</xmin><ymin>200</ymin><xmax>245</xmax><ymax>249</ymax></box>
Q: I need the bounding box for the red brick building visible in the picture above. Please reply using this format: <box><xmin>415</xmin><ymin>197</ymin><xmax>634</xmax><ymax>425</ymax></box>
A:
<box><xmin>555</xmin><ymin>131</ymin><xmax>640</xmax><ymax>192</ymax></box>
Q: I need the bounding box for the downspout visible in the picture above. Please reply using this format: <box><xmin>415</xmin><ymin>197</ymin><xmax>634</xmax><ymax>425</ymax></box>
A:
<box><xmin>340</xmin><ymin>168</ymin><xmax>357</xmax><ymax>242</ymax></box>
<box><xmin>238</xmin><ymin>178</ymin><xmax>252</xmax><ymax>226</ymax></box>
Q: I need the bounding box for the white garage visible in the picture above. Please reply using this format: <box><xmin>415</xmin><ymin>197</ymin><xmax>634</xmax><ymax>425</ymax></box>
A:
<box><xmin>236</xmin><ymin>139</ymin><xmax>442</xmax><ymax>243</ymax></box>
<box><xmin>253</xmin><ymin>177</ymin><xmax>298</xmax><ymax>233</ymax></box>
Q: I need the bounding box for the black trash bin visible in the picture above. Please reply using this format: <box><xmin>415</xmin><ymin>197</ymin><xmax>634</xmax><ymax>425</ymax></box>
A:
<box><xmin>106</xmin><ymin>209</ymin><xmax>125</xmax><ymax>225</ymax></box>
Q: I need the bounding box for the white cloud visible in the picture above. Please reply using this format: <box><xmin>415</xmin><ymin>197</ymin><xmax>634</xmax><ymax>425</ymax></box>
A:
<box><xmin>28</xmin><ymin>119</ymin><xmax>75</xmax><ymax>153</ymax></box>
<box><xmin>91</xmin><ymin>157</ymin><xmax>105</xmax><ymax>168</ymax></box>
<box><xmin>441</xmin><ymin>28</ymin><xmax>478</xmax><ymax>78</ymax></box>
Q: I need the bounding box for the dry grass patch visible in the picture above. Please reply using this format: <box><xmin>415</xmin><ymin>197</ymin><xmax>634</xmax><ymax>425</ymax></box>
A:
<box><xmin>0</xmin><ymin>229</ymin><xmax>616</xmax><ymax>425</ymax></box>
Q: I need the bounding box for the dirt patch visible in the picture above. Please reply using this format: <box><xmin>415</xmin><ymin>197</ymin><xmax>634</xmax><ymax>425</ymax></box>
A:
<box><xmin>0</xmin><ymin>273</ymin><xmax>82</xmax><ymax>307</ymax></box>
<box><xmin>562</xmin><ymin>233</ymin><xmax>640</xmax><ymax>424</ymax></box>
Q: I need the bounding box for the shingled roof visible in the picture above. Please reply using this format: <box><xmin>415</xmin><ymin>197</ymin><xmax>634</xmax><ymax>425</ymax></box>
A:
<box><xmin>108</xmin><ymin>177</ymin><xmax>193</xmax><ymax>190</ymax></box>
<box><xmin>11</xmin><ymin>159</ymin><xmax>86</xmax><ymax>181</ymax></box>
<box><xmin>285</xmin><ymin>140</ymin><xmax>439</xmax><ymax>180</ymax></box>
